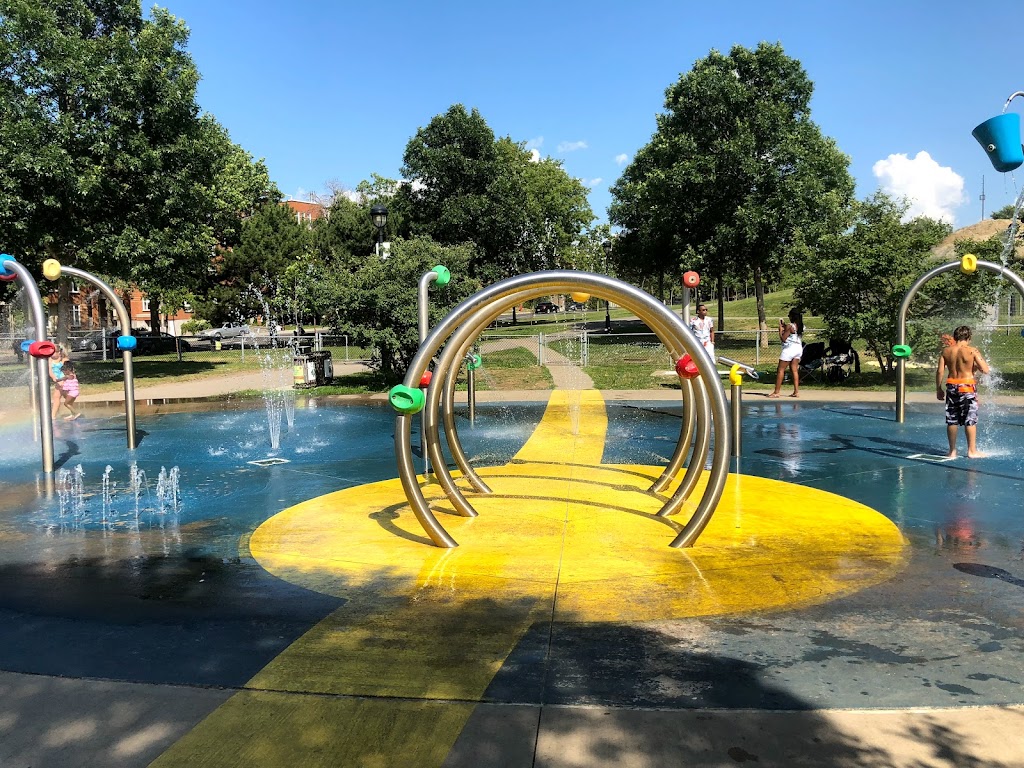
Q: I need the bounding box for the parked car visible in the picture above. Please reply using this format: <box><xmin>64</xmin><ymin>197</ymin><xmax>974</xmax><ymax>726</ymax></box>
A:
<box><xmin>199</xmin><ymin>322</ymin><xmax>253</xmax><ymax>342</ymax></box>
<box><xmin>74</xmin><ymin>328</ymin><xmax>119</xmax><ymax>352</ymax></box>
<box><xmin>73</xmin><ymin>329</ymin><xmax>189</xmax><ymax>356</ymax></box>
<box><xmin>534</xmin><ymin>301</ymin><xmax>560</xmax><ymax>314</ymax></box>
<box><xmin>132</xmin><ymin>331</ymin><xmax>191</xmax><ymax>355</ymax></box>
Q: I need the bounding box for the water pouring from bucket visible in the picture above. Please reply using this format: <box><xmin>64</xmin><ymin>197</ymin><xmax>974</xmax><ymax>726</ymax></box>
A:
<box><xmin>973</xmin><ymin>91</ymin><xmax>1024</xmax><ymax>173</ymax></box>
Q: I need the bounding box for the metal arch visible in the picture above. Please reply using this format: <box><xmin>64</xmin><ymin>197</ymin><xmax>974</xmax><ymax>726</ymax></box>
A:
<box><xmin>430</xmin><ymin>288</ymin><xmax>707</xmax><ymax>513</ymax></box>
<box><xmin>424</xmin><ymin>285</ymin><xmax>706</xmax><ymax>522</ymax></box>
<box><xmin>896</xmin><ymin>259</ymin><xmax>1024</xmax><ymax>422</ymax></box>
<box><xmin>2</xmin><ymin>257</ymin><xmax>55</xmax><ymax>473</ymax></box>
<box><xmin>393</xmin><ymin>271</ymin><xmax>731</xmax><ymax>549</ymax></box>
<box><xmin>425</xmin><ymin>277</ymin><xmax>724</xmax><ymax>547</ymax></box>
<box><xmin>60</xmin><ymin>266</ymin><xmax>137</xmax><ymax>448</ymax></box>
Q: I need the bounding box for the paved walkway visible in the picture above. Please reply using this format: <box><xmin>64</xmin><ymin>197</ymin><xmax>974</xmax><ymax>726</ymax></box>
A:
<box><xmin>77</xmin><ymin>362</ymin><xmax>371</xmax><ymax>403</ymax></box>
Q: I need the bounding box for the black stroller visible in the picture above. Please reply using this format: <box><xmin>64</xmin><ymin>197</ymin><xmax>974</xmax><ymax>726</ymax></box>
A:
<box><xmin>799</xmin><ymin>339</ymin><xmax>860</xmax><ymax>384</ymax></box>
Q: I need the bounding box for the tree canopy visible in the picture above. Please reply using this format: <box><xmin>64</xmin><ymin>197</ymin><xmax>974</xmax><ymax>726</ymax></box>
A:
<box><xmin>610</xmin><ymin>43</ymin><xmax>854</xmax><ymax>331</ymax></box>
<box><xmin>397</xmin><ymin>104</ymin><xmax>592</xmax><ymax>282</ymax></box>
<box><xmin>194</xmin><ymin>201</ymin><xmax>310</xmax><ymax>326</ymax></box>
<box><xmin>0</xmin><ymin>0</ymin><xmax>275</xmax><ymax>325</ymax></box>
<box><xmin>324</xmin><ymin>236</ymin><xmax>481</xmax><ymax>379</ymax></box>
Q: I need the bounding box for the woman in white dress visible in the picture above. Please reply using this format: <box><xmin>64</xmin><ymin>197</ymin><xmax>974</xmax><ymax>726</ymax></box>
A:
<box><xmin>689</xmin><ymin>304</ymin><xmax>715</xmax><ymax>362</ymax></box>
<box><xmin>769</xmin><ymin>309</ymin><xmax>803</xmax><ymax>398</ymax></box>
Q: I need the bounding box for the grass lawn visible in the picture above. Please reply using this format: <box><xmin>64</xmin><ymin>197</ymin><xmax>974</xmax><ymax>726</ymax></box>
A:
<box><xmin>13</xmin><ymin>287</ymin><xmax>1014</xmax><ymax>401</ymax></box>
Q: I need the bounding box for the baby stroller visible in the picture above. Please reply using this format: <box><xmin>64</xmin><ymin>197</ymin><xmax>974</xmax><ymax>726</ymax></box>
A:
<box><xmin>797</xmin><ymin>341</ymin><xmax>827</xmax><ymax>383</ymax></box>
<box><xmin>798</xmin><ymin>339</ymin><xmax>860</xmax><ymax>384</ymax></box>
<box><xmin>821</xmin><ymin>339</ymin><xmax>860</xmax><ymax>383</ymax></box>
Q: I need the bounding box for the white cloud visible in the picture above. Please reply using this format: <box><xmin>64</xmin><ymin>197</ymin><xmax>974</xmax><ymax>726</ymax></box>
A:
<box><xmin>529</xmin><ymin>148</ymin><xmax>541</xmax><ymax>163</ymax></box>
<box><xmin>872</xmin><ymin>151</ymin><xmax>966</xmax><ymax>224</ymax></box>
<box><xmin>615</xmin><ymin>153</ymin><xmax>629</xmax><ymax>166</ymax></box>
<box><xmin>525</xmin><ymin>136</ymin><xmax>544</xmax><ymax>150</ymax></box>
<box><xmin>587</xmin><ymin>177</ymin><xmax>603</xmax><ymax>187</ymax></box>
<box><xmin>290</xmin><ymin>187</ymin><xmax>309</xmax><ymax>201</ymax></box>
<box><xmin>557</xmin><ymin>140</ymin><xmax>588</xmax><ymax>153</ymax></box>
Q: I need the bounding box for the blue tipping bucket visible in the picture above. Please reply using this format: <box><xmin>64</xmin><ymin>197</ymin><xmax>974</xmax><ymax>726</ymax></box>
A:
<box><xmin>972</xmin><ymin>113</ymin><xmax>1024</xmax><ymax>173</ymax></box>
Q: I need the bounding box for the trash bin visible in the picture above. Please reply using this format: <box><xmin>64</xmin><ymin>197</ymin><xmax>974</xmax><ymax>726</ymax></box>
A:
<box><xmin>309</xmin><ymin>350</ymin><xmax>333</xmax><ymax>385</ymax></box>
<box><xmin>292</xmin><ymin>354</ymin><xmax>316</xmax><ymax>389</ymax></box>
<box><xmin>293</xmin><ymin>350</ymin><xmax>333</xmax><ymax>388</ymax></box>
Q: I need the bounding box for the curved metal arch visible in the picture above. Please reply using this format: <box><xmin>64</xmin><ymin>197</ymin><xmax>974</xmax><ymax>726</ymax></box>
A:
<box><xmin>60</xmin><ymin>266</ymin><xmax>137</xmax><ymax>448</ymax></box>
<box><xmin>896</xmin><ymin>260</ymin><xmax>1024</xmax><ymax>422</ymax></box>
<box><xmin>435</xmin><ymin>291</ymin><xmax>702</xmax><ymax>500</ymax></box>
<box><xmin>394</xmin><ymin>271</ymin><xmax>730</xmax><ymax>549</ymax></box>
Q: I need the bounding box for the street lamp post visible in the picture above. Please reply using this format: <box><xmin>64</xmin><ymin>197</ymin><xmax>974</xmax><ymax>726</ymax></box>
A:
<box><xmin>601</xmin><ymin>240</ymin><xmax>613</xmax><ymax>333</ymax></box>
<box><xmin>370</xmin><ymin>204</ymin><xmax>388</xmax><ymax>258</ymax></box>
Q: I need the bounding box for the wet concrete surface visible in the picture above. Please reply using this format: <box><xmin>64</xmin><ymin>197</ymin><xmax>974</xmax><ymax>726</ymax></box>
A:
<box><xmin>0</xmin><ymin>397</ymin><xmax>1022</xmax><ymax>765</ymax></box>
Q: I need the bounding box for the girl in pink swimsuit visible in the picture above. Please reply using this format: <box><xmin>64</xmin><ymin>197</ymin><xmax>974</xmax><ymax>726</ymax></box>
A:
<box><xmin>56</xmin><ymin>361</ymin><xmax>81</xmax><ymax>421</ymax></box>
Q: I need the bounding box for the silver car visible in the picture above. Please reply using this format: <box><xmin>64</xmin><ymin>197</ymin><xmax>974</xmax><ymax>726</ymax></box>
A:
<box><xmin>199</xmin><ymin>323</ymin><xmax>253</xmax><ymax>342</ymax></box>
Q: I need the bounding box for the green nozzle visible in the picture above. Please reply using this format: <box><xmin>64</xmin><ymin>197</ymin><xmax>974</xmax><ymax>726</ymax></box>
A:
<box><xmin>431</xmin><ymin>265</ymin><xmax>451</xmax><ymax>287</ymax></box>
<box><xmin>389</xmin><ymin>384</ymin><xmax>425</xmax><ymax>414</ymax></box>
<box><xmin>466</xmin><ymin>353</ymin><xmax>482</xmax><ymax>370</ymax></box>
<box><xmin>891</xmin><ymin>344</ymin><xmax>912</xmax><ymax>358</ymax></box>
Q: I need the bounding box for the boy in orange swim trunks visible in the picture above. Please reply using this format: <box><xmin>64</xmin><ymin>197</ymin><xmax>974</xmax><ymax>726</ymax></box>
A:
<box><xmin>936</xmin><ymin>325</ymin><xmax>989</xmax><ymax>458</ymax></box>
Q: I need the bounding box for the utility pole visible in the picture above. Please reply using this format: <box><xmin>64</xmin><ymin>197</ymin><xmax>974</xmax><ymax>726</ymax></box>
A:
<box><xmin>980</xmin><ymin>175</ymin><xmax>986</xmax><ymax>221</ymax></box>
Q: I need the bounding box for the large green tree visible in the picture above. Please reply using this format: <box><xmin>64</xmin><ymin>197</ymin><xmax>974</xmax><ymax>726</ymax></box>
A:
<box><xmin>325</xmin><ymin>236</ymin><xmax>480</xmax><ymax>379</ymax></box>
<box><xmin>610</xmin><ymin>43</ymin><xmax>854</xmax><ymax>334</ymax></box>
<box><xmin>195</xmin><ymin>201</ymin><xmax>310</xmax><ymax>326</ymax></box>
<box><xmin>0</xmin><ymin>0</ymin><xmax>274</xmax><ymax>334</ymax></box>
<box><xmin>397</xmin><ymin>104</ymin><xmax>592</xmax><ymax>283</ymax></box>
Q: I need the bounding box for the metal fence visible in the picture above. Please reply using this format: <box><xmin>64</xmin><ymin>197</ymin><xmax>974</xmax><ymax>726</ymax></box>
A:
<box><xmin>472</xmin><ymin>326</ymin><xmax>1024</xmax><ymax>394</ymax></box>
<box><xmin>3</xmin><ymin>325</ymin><xmax>1022</xmax><ymax>394</ymax></box>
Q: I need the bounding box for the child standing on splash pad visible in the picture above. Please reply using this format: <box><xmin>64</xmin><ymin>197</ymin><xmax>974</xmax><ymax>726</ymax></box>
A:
<box><xmin>48</xmin><ymin>344</ymin><xmax>69</xmax><ymax>419</ymax></box>
<box><xmin>689</xmin><ymin>303</ymin><xmax>715</xmax><ymax>361</ymax></box>
<box><xmin>936</xmin><ymin>325</ymin><xmax>989</xmax><ymax>458</ymax></box>
<box><xmin>55</xmin><ymin>361</ymin><xmax>81</xmax><ymax>421</ymax></box>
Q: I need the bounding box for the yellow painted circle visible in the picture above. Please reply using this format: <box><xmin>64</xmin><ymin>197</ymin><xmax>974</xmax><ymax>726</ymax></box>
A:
<box><xmin>250</xmin><ymin>464</ymin><xmax>905</xmax><ymax>622</ymax></box>
<box><xmin>569</xmin><ymin>292</ymin><xmax>591</xmax><ymax>303</ymax></box>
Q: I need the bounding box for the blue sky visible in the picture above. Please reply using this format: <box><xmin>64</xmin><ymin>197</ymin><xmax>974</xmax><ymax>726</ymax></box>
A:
<box><xmin>162</xmin><ymin>0</ymin><xmax>1022</xmax><ymax>230</ymax></box>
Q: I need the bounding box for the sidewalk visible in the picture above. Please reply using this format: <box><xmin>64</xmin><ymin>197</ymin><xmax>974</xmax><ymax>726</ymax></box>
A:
<box><xmin>77</xmin><ymin>361</ymin><xmax>371</xmax><ymax>403</ymax></box>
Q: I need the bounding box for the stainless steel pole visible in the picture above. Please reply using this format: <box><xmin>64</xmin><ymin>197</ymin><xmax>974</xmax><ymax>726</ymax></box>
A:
<box><xmin>59</xmin><ymin>266</ymin><xmax>136</xmax><ymax>448</ymax></box>
<box><xmin>2</xmin><ymin>256</ymin><xmax>54</xmax><ymax>472</ymax></box>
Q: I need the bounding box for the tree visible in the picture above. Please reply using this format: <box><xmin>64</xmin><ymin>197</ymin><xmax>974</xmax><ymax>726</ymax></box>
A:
<box><xmin>194</xmin><ymin>202</ymin><xmax>310</xmax><ymax>326</ymax></box>
<box><xmin>991</xmin><ymin>203</ymin><xmax>1018</xmax><ymax>220</ymax></box>
<box><xmin>398</xmin><ymin>104</ymin><xmax>592</xmax><ymax>282</ymax></box>
<box><xmin>610</xmin><ymin>43</ymin><xmax>854</xmax><ymax>334</ymax></box>
<box><xmin>792</xmin><ymin>193</ymin><xmax>990</xmax><ymax>374</ymax></box>
<box><xmin>325</xmin><ymin>236</ymin><xmax>480</xmax><ymax>380</ymax></box>
<box><xmin>0</xmin><ymin>0</ymin><xmax>275</xmax><ymax>337</ymax></box>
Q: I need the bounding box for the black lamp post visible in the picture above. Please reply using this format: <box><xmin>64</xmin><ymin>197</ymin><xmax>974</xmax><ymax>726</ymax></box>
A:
<box><xmin>370</xmin><ymin>204</ymin><xmax>388</xmax><ymax>257</ymax></box>
<box><xmin>601</xmin><ymin>239</ymin><xmax>613</xmax><ymax>333</ymax></box>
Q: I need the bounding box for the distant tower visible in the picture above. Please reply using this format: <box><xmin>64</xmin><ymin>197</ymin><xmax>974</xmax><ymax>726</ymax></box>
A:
<box><xmin>980</xmin><ymin>175</ymin><xmax>986</xmax><ymax>220</ymax></box>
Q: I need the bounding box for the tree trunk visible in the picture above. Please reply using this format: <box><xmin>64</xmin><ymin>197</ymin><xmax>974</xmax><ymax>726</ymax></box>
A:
<box><xmin>754</xmin><ymin>264</ymin><xmax>768</xmax><ymax>348</ymax></box>
<box><xmin>716</xmin><ymin>274</ymin><xmax>725</xmax><ymax>333</ymax></box>
<box><xmin>511</xmin><ymin>306</ymin><xmax>518</xmax><ymax>326</ymax></box>
<box><xmin>149</xmin><ymin>298</ymin><xmax>161</xmax><ymax>333</ymax></box>
<box><xmin>56</xmin><ymin>280</ymin><xmax>71</xmax><ymax>347</ymax></box>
